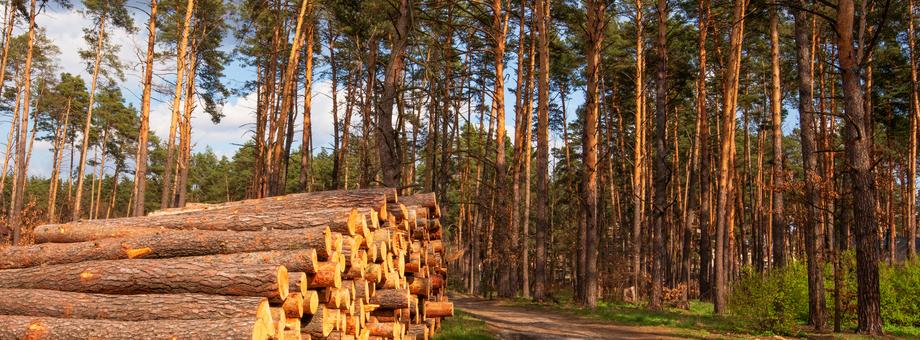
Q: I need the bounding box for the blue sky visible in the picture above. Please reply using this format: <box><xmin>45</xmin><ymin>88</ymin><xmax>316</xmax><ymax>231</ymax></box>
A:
<box><xmin>2</xmin><ymin>3</ymin><xmax>801</xmax><ymax>179</ymax></box>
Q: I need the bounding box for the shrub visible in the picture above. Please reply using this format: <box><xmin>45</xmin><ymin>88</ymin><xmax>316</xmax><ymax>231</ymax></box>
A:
<box><xmin>880</xmin><ymin>259</ymin><xmax>920</xmax><ymax>327</ymax></box>
<box><xmin>727</xmin><ymin>264</ymin><xmax>808</xmax><ymax>335</ymax></box>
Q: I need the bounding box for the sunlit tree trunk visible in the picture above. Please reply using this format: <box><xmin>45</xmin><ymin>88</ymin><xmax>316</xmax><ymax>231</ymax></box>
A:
<box><xmin>649</xmin><ymin>0</ymin><xmax>668</xmax><ymax>310</ymax></box>
<box><xmin>908</xmin><ymin>0</ymin><xmax>919</xmax><ymax>260</ymax></box>
<box><xmin>160</xmin><ymin>0</ymin><xmax>195</xmax><ymax>209</ymax></box>
<box><xmin>376</xmin><ymin>0</ymin><xmax>411</xmax><ymax>189</ymax></box>
<box><xmin>299</xmin><ymin>4</ymin><xmax>314</xmax><ymax>192</ymax></box>
<box><xmin>834</xmin><ymin>0</ymin><xmax>883</xmax><ymax>334</ymax></box>
<box><xmin>9</xmin><ymin>0</ymin><xmax>37</xmax><ymax>242</ymax></box>
<box><xmin>582</xmin><ymin>0</ymin><xmax>604</xmax><ymax>308</ymax></box>
<box><xmin>713</xmin><ymin>0</ymin><xmax>746</xmax><ymax>314</ymax></box>
<box><xmin>631</xmin><ymin>0</ymin><xmax>646</xmax><ymax>302</ymax></box>
<box><xmin>533</xmin><ymin>0</ymin><xmax>550</xmax><ymax>302</ymax></box>
<box><xmin>132</xmin><ymin>0</ymin><xmax>157</xmax><ymax>216</ymax></box>
<box><xmin>49</xmin><ymin>99</ymin><xmax>73</xmax><ymax>222</ymax></box>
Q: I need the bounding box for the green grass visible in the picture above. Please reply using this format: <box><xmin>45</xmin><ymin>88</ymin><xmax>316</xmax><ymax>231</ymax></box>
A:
<box><xmin>433</xmin><ymin>310</ymin><xmax>495</xmax><ymax>340</ymax></box>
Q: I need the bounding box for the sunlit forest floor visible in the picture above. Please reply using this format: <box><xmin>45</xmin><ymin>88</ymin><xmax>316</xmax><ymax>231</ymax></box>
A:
<box><xmin>439</xmin><ymin>290</ymin><xmax>920</xmax><ymax>339</ymax></box>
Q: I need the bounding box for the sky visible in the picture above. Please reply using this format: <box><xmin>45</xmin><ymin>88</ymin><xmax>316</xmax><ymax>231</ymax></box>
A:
<box><xmin>1</xmin><ymin>2</ymin><xmax>799</xmax><ymax>179</ymax></box>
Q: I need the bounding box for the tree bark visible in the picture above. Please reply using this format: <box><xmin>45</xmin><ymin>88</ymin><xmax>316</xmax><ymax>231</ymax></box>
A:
<box><xmin>0</xmin><ymin>315</ymin><xmax>271</xmax><ymax>340</ymax></box>
<box><xmin>2</xmin><ymin>230</ymin><xmax>327</xmax><ymax>270</ymax></box>
<box><xmin>533</xmin><ymin>0</ymin><xmax>550</xmax><ymax>302</ymax></box>
<box><xmin>160</xmin><ymin>0</ymin><xmax>195</xmax><ymax>209</ymax></box>
<box><xmin>0</xmin><ymin>289</ymin><xmax>270</xmax><ymax>321</ymax></box>
<box><xmin>908</xmin><ymin>0</ymin><xmax>919</xmax><ymax>260</ymax></box>
<box><xmin>770</xmin><ymin>8</ymin><xmax>786</xmax><ymax>269</ymax></box>
<box><xmin>714</xmin><ymin>0</ymin><xmax>746</xmax><ymax>314</ymax></box>
<box><xmin>834</xmin><ymin>0</ymin><xmax>883</xmax><ymax>334</ymax></box>
<box><xmin>8</xmin><ymin>0</ymin><xmax>36</xmax><ymax>242</ymax></box>
<box><xmin>300</xmin><ymin>3</ymin><xmax>315</xmax><ymax>193</ymax></box>
<box><xmin>649</xmin><ymin>0</ymin><xmax>668</xmax><ymax>310</ymax></box>
<box><xmin>696</xmin><ymin>0</ymin><xmax>712</xmax><ymax>300</ymax></box>
<box><xmin>376</xmin><ymin>0</ymin><xmax>411</xmax><ymax>188</ymax></box>
<box><xmin>792</xmin><ymin>3</ymin><xmax>827</xmax><ymax>330</ymax></box>
<box><xmin>582</xmin><ymin>0</ymin><xmax>604</xmax><ymax>308</ymax></box>
<box><xmin>631</xmin><ymin>0</ymin><xmax>646</xmax><ymax>302</ymax></box>
<box><xmin>0</xmin><ymin>259</ymin><xmax>288</xmax><ymax>301</ymax></box>
<box><xmin>132</xmin><ymin>0</ymin><xmax>157</xmax><ymax>217</ymax></box>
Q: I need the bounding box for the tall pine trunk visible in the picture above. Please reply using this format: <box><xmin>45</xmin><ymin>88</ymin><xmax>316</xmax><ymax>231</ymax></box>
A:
<box><xmin>132</xmin><ymin>0</ymin><xmax>157</xmax><ymax>216</ymax></box>
<box><xmin>160</xmin><ymin>0</ymin><xmax>195</xmax><ymax>208</ymax></box>
<box><xmin>630</xmin><ymin>0</ymin><xmax>646</xmax><ymax>302</ymax></box>
<box><xmin>72</xmin><ymin>8</ymin><xmax>107</xmax><ymax>221</ymax></box>
<box><xmin>791</xmin><ymin>4</ymin><xmax>827</xmax><ymax>329</ymax></box>
<box><xmin>533</xmin><ymin>0</ymin><xmax>550</xmax><ymax>302</ymax></box>
<box><xmin>8</xmin><ymin>0</ymin><xmax>35</xmax><ymax>242</ymax></box>
<box><xmin>713</xmin><ymin>0</ymin><xmax>746</xmax><ymax>314</ymax></box>
<box><xmin>835</xmin><ymin>0</ymin><xmax>883</xmax><ymax>334</ymax></box>
<box><xmin>649</xmin><ymin>0</ymin><xmax>667</xmax><ymax>310</ymax></box>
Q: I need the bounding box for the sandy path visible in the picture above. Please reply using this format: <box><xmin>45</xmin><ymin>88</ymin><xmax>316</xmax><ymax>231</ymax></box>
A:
<box><xmin>450</xmin><ymin>293</ymin><xmax>707</xmax><ymax>340</ymax></box>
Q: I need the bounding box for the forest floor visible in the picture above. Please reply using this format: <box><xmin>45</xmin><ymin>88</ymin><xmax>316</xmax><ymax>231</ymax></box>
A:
<box><xmin>448</xmin><ymin>293</ymin><xmax>717</xmax><ymax>339</ymax></box>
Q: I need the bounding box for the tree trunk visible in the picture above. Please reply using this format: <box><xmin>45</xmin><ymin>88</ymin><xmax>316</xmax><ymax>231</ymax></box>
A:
<box><xmin>533</xmin><ymin>0</ymin><xmax>550</xmax><ymax>302</ymax></box>
<box><xmin>835</xmin><ymin>0</ymin><xmax>883</xmax><ymax>334</ymax></box>
<box><xmin>376</xmin><ymin>0</ymin><xmax>411</xmax><ymax>188</ymax></box>
<box><xmin>770</xmin><ymin>8</ymin><xmax>786</xmax><ymax>269</ymax></box>
<box><xmin>649</xmin><ymin>0</ymin><xmax>667</xmax><ymax>310</ymax></box>
<box><xmin>713</xmin><ymin>0</ymin><xmax>746</xmax><ymax>315</ymax></box>
<box><xmin>631</xmin><ymin>0</ymin><xmax>646</xmax><ymax>303</ymax></box>
<box><xmin>8</xmin><ymin>0</ymin><xmax>36</xmax><ymax>242</ymax></box>
<box><xmin>582</xmin><ymin>0</ymin><xmax>604</xmax><ymax>308</ymax></box>
<box><xmin>792</xmin><ymin>6</ymin><xmax>827</xmax><ymax>329</ymax></box>
<box><xmin>160</xmin><ymin>0</ymin><xmax>195</xmax><ymax>209</ymax></box>
<box><xmin>300</xmin><ymin>4</ymin><xmax>315</xmax><ymax>193</ymax></box>
<box><xmin>48</xmin><ymin>98</ymin><xmax>73</xmax><ymax>223</ymax></box>
<box><xmin>132</xmin><ymin>0</ymin><xmax>158</xmax><ymax>217</ymax></box>
<box><xmin>908</xmin><ymin>0</ymin><xmax>919</xmax><ymax>260</ymax></box>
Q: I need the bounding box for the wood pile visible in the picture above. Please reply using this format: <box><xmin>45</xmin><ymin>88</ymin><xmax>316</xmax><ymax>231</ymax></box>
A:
<box><xmin>0</xmin><ymin>188</ymin><xmax>453</xmax><ymax>340</ymax></box>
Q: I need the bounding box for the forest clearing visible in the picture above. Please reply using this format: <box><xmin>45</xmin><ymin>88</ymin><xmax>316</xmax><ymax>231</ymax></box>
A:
<box><xmin>0</xmin><ymin>0</ymin><xmax>919</xmax><ymax>338</ymax></box>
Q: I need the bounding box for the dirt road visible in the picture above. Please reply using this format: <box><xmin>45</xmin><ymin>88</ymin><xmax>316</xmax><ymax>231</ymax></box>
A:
<box><xmin>451</xmin><ymin>293</ymin><xmax>705</xmax><ymax>339</ymax></box>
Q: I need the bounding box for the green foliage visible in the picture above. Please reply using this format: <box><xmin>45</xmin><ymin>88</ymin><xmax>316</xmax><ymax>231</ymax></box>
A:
<box><xmin>729</xmin><ymin>254</ymin><xmax>920</xmax><ymax>336</ymax></box>
<box><xmin>880</xmin><ymin>259</ymin><xmax>920</xmax><ymax>328</ymax></box>
<box><xmin>727</xmin><ymin>264</ymin><xmax>808</xmax><ymax>335</ymax></box>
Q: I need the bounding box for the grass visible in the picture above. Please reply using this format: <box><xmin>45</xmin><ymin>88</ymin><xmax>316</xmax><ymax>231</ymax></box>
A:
<box><xmin>433</xmin><ymin>310</ymin><xmax>495</xmax><ymax>340</ymax></box>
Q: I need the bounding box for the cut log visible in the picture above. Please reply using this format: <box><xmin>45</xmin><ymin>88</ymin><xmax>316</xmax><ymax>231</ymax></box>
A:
<box><xmin>177</xmin><ymin>249</ymin><xmax>320</xmax><ymax>274</ymax></box>
<box><xmin>0</xmin><ymin>288</ymin><xmax>270</xmax><ymax>321</ymax></box>
<box><xmin>35</xmin><ymin>207</ymin><xmax>359</xmax><ymax>243</ymax></box>
<box><xmin>27</xmin><ymin>227</ymin><xmax>333</xmax><ymax>260</ymax></box>
<box><xmin>0</xmin><ymin>315</ymin><xmax>272</xmax><ymax>340</ymax></box>
<box><xmin>423</xmin><ymin>302</ymin><xmax>453</xmax><ymax>318</ymax></box>
<box><xmin>0</xmin><ymin>258</ymin><xmax>288</xmax><ymax>302</ymax></box>
<box><xmin>283</xmin><ymin>292</ymin><xmax>305</xmax><ymax>318</ymax></box>
<box><xmin>309</xmin><ymin>261</ymin><xmax>342</xmax><ymax>288</ymax></box>
<box><xmin>304</xmin><ymin>290</ymin><xmax>320</xmax><ymax>315</ymax></box>
<box><xmin>302</xmin><ymin>307</ymin><xmax>337</xmax><ymax>337</ymax></box>
<box><xmin>5</xmin><ymin>228</ymin><xmax>327</xmax><ymax>270</ymax></box>
<box><xmin>407</xmin><ymin>324</ymin><xmax>429</xmax><ymax>340</ymax></box>
<box><xmin>290</xmin><ymin>271</ymin><xmax>309</xmax><ymax>296</ymax></box>
<box><xmin>366</xmin><ymin>321</ymin><xmax>399</xmax><ymax>339</ymax></box>
<box><xmin>399</xmin><ymin>193</ymin><xmax>440</xmax><ymax>218</ymax></box>
<box><xmin>353</xmin><ymin>278</ymin><xmax>372</xmax><ymax>303</ymax></box>
<box><xmin>309</xmin><ymin>330</ymin><xmax>355</xmax><ymax>340</ymax></box>
<box><xmin>369</xmin><ymin>289</ymin><xmax>410</xmax><ymax>309</ymax></box>
<box><xmin>407</xmin><ymin>277</ymin><xmax>430</xmax><ymax>297</ymax></box>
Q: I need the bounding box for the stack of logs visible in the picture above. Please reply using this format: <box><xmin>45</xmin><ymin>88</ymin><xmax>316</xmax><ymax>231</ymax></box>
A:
<box><xmin>0</xmin><ymin>188</ymin><xmax>452</xmax><ymax>340</ymax></box>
